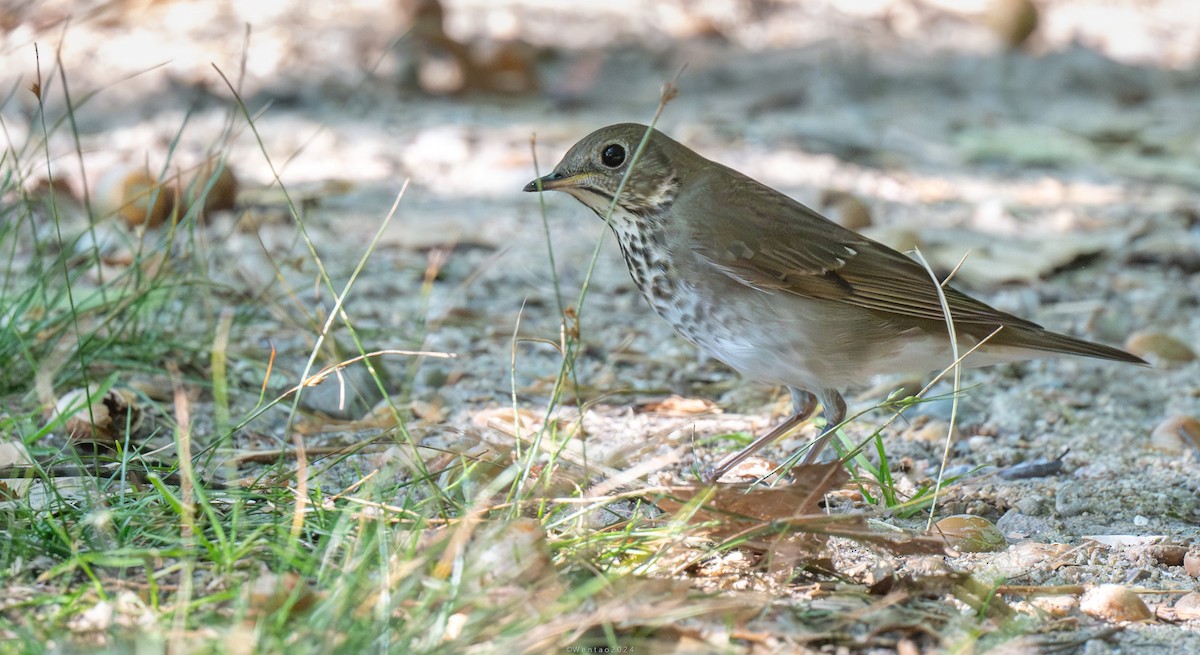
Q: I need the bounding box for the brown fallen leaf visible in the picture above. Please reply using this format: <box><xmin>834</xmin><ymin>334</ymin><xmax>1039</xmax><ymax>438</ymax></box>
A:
<box><xmin>637</xmin><ymin>395</ymin><xmax>720</xmax><ymax>417</ymax></box>
<box><xmin>656</xmin><ymin>463</ymin><xmax>947</xmax><ymax>574</ymax></box>
<box><xmin>45</xmin><ymin>386</ymin><xmax>143</xmax><ymax>451</ymax></box>
<box><xmin>656</xmin><ymin>462</ymin><xmax>845</xmax><ymax>521</ymax></box>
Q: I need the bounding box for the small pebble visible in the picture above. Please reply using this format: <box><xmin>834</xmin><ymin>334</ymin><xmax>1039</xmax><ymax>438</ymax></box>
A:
<box><xmin>1079</xmin><ymin>584</ymin><xmax>1153</xmax><ymax>622</ymax></box>
<box><xmin>966</xmin><ymin>434</ymin><xmax>993</xmax><ymax>452</ymax></box>
<box><xmin>1184</xmin><ymin>549</ymin><xmax>1200</xmax><ymax>577</ymax></box>
<box><xmin>298</xmin><ymin>364</ymin><xmax>387</xmax><ymax>420</ymax></box>
<box><xmin>1149</xmin><ymin>415</ymin><xmax>1200</xmax><ymax>454</ymax></box>
<box><xmin>97</xmin><ymin>166</ymin><xmax>178</xmax><ymax>229</ymax></box>
<box><xmin>1123</xmin><ymin>331</ymin><xmax>1196</xmax><ymax>365</ymax></box>
<box><xmin>187</xmin><ymin>160</ymin><xmax>239</xmax><ymax>216</ymax></box>
<box><xmin>1030</xmin><ymin>595</ymin><xmax>1078</xmax><ymax>618</ymax></box>
<box><xmin>1143</xmin><ymin>544</ymin><xmax>1188</xmax><ymax>567</ymax></box>
<box><xmin>1013</xmin><ymin>496</ymin><xmax>1043</xmax><ymax>516</ymax></box>
<box><xmin>1123</xmin><ymin>568</ymin><xmax>1150</xmax><ymax>584</ymax></box>
<box><xmin>986</xmin><ymin>0</ymin><xmax>1039</xmax><ymax>50</ymax></box>
<box><xmin>1175</xmin><ymin>592</ymin><xmax>1200</xmax><ymax>620</ymax></box>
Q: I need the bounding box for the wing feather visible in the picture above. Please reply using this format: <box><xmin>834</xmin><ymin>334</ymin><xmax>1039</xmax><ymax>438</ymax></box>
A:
<box><xmin>686</xmin><ymin>167</ymin><xmax>1044</xmax><ymax>331</ymax></box>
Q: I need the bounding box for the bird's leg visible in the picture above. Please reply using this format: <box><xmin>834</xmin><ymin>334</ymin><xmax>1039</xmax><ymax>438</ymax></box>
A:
<box><xmin>800</xmin><ymin>389</ymin><xmax>847</xmax><ymax>465</ymax></box>
<box><xmin>702</xmin><ymin>388</ymin><xmax>817</xmax><ymax>483</ymax></box>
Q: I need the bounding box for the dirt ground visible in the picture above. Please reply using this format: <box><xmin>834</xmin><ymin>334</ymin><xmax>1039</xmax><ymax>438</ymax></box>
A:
<box><xmin>4</xmin><ymin>0</ymin><xmax>1200</xmax><ymax>651</ymax></box>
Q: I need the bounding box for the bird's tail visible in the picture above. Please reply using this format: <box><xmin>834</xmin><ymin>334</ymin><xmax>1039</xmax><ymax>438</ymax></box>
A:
<box><xmin>991</xmin><ymin>326</ymin><xmax>1148</xmax><ymax>365</ymax></box>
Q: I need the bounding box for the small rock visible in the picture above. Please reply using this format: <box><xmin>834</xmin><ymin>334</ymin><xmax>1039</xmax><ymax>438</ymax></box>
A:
<box><xmin>1003</xmin><ymin>541</ymin><xmax>1073</xmax><ymax>569</ymax></box>
<box><xmin>905</xmin><ymin>555</ymin><xmax>954</xmax><ymax>576</ymax></box>
<box><xmin>1013</xmin><ymin>495</ymin><xmax>1044</xmax><ymax>516</ymax></box>
<box><xmin>1123</xmin><ymin>568</ymin><xmax>1151</xmax><ymax>584</ymax></box>
<box><xmin>933</xmin><ymin>514</ymin><xmax>1007</xmax><ymax>553</ymax></box>
<box><xmin>1142</xmin><ymin>544</ymin><xmax>1188</xmax><ymax>567</ymax></box>
<box><xmin>97</xmin><ymin>166</ymin><xmax>178</xmax><ymax>229</ymax></box>
<box><xmin>186</xmin><ymin>159</ymin><xmax>239</xmax><ymax>217</ymax></box>
<box><xmin>1184</xmin><ymin>549</ymin><xmax>1200</xmax><ymax>577</ymax></box>
<box><xmin>966</xmin><ymin>434</ymin><xmax>993</xmax><ymax>452</ymax></box>
<box><xmin>1030</xmin><ymin>595</ymin><xmax>1078</xmax><ymax>618</ymax></box>
<box><xmin>1079</xmin><ymin>584</ymin><xmax>1153</xmax><ymax>622</ymax></box>
<box><xmin>1175</xmin><ymin>592</ymin><xmax>1200</xmax><ymax>620</ymax></box>
<box><xmin>298</xmin><ymin>363</ymin><xmax>388</xmax><ymax>420</ymax></box>
<box><xmin>1149</xmin><ymin>415</ymin><xmax>1200</xmax><ymax>454</ymax></box>
<box><xmin>1123</xmin><ymin>331</ymin><xmax>1196</xmax><ymax>365</ymax></box>
<box><xmin>986</xmin><ymin>0</ymin><xmax>1039</xmax><ymax>50</ymax></box>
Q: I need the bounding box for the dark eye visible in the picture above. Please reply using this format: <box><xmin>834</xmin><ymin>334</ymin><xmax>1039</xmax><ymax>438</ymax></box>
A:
<box><xmin>601</xmin><ymin>144</ymin><xmax>625</xmax><ymax>168</ymax></box>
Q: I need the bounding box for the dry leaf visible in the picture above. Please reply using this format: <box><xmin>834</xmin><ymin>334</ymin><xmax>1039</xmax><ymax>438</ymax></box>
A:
<box><xmin>658</xmin><ymin>462</ymin><xmax>845</xmax><ymax>522</ymax></box>
<box><xmin>654</xmin><ymin>463</ymin><xmax>849</xmax><ymax>572</ymax></box>
<box><xmin>638</xmin><ymin>395</ymin><xmax>720</xmax><ymax>417</ymax></box>
<box><xmin>46</xmin><ymin>386</ymin><xmax>142</xmax><ymax>450</ymax></box>
<box><xmin>932</xmin><ymin>515</ymin><xmax>1008</xmax><ymax>553</ymax></box>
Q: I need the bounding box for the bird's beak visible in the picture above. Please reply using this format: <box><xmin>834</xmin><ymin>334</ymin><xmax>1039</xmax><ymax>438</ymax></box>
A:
<box><xmin>523</xmin><ymin>171</ymin><xmax>589</xmax><ymax>193</ymax></box>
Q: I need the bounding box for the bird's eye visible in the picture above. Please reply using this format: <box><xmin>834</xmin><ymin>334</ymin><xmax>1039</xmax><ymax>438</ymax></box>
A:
<box><xmin>601</xmin><ymin>144</ymin><xmax>626</xmax><ymax>168</ymax></box>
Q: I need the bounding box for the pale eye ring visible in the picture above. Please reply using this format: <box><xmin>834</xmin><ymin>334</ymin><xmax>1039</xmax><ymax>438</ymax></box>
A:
<box><xmin>601</xmin><ymin>144</ymin><xmax>626</xmax><ymax>168</ymax></box>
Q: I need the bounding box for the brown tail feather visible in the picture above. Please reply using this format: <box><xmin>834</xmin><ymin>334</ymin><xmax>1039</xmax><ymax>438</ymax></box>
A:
<box><xmin>994</xmin><ymin>326</ymin><xmax>1148</xmax><ymax>365</ymax></box>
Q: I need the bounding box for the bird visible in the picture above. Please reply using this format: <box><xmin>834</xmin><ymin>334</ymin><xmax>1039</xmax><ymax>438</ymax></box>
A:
<box><xmin>523</xmin><ymin>123</ymin><xmax>1146</xmax><ymax>483</ymax></box>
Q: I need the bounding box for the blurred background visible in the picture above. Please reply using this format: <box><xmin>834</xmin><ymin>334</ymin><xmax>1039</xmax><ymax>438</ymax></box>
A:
<box><xmin>4</xmin><ymin>0</ymin><xmax>1200</xmax><ymax>203</ymax></box>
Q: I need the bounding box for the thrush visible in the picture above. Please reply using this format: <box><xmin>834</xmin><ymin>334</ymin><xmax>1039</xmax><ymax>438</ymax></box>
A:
<box><xmin>524</xmin><ymin>123</ymin><xmax>1145</xmax><ymax>483</ymax></box>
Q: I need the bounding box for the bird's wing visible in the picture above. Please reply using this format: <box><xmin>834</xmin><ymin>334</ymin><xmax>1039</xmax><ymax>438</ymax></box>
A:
<box><xmin>687</xmin><ymin>171</ymin><xmax>1043</xmax><ymax>329</ymax></box>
